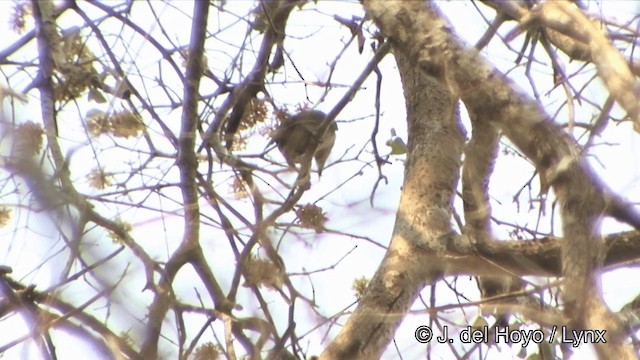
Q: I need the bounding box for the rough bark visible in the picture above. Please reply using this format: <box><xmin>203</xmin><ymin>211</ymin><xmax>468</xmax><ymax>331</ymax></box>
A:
<box><xmin>321</xmin><ymin>1</ymin><xmax>640</xmax><ymax>358</ymax></box>
<box><xmin>319</xmin><ymin>37</ymin><xmax>465</xmax><ymax>360</ymax></box>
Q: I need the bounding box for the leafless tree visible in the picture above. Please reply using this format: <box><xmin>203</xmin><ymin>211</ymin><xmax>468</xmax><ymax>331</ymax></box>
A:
<box><xmin>1</xmin><ymin>1</ymin><xmax>639</xmax><ymax>359</ymax></box>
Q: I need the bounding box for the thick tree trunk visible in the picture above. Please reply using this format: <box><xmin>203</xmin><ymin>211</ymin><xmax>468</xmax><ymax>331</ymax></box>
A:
<box><xmin>321</xmin><ymin>1</ymin><xmax>638</xmax><ymax>358</ymax></box>
<box><xmin>319</xmin><ymin>32</ymin><xmax>465</xmax><ymax>360</ymax></box>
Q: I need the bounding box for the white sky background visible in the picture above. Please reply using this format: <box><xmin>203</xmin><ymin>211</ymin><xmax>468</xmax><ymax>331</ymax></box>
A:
<box><xmin>0</xmin><ymin>1</ymin><xmax>639</xmax><ymax>359</ymax></box>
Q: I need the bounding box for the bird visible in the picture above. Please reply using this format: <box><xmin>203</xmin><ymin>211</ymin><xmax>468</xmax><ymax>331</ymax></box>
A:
<box><xmin>270</xmin><ymin>110</ymin><xmax>337</xmax><ymax>177</ymax></box>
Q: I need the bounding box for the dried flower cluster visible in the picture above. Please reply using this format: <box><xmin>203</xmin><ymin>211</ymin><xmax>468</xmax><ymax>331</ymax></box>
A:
<box><xmin>53</xmin><ymin>30</ymin><xmax>100</xmax><ymax>102</ymax></box>
<box><xmin>9</xmin><ymin>2</ymin><xmax>31</xmax><ymax>34</ymax></box>
<box><xmin>0</xmin><ymin>206</ymin><xmax>11</xmax><ymax>227</ymax></box>
<box><xmin>87</xmin><ymin>168</ymin><xmax>112</xmax><ymax>190</ymax></box>
<box><xmin>296</xmin><ymin>203</ymin><xmax>328</xmax><ymax>233</ymax></box>
<box><xmin>87</xmin><ymin>109</ymin><xmax>145</xmax><ymax>138</ymax></box>
<box><xmin>351</xmin><ymin>276</ymin><xmax>369</xmax><ymax>300</ymax></box>
<box><xmin>242</xmin><ymin>254</ymin><xmax>284</xmax><ymax>290</ymax></box>
<box><xmin>13</xmin><ymin>121</ymin><xmax>44</xmax><ymax>159</ymax></box>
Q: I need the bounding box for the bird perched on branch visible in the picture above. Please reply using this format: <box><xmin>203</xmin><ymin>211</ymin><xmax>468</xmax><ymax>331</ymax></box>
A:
<box><xmin>271</xmin><ymin>110</ymin><xmax>337</xmax><ymax>177</ymax></box>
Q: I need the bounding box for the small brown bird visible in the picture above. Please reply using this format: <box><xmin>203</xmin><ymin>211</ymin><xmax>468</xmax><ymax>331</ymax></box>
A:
<box><xmin>271</xmin><ymin>110</ymin><xmax>337</xmax><ymax>177</ymax></box>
